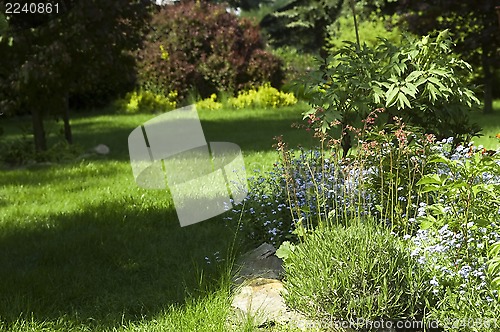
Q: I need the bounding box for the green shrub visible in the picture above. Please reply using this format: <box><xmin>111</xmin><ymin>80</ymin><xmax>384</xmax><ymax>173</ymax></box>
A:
<box><xmin>270</xmin><ymin>46</ymin><xmax>317</xmax><ymax>89</ymax></box>
<box><xmin>302</xmin><ymin>30</ymin><xmax>481</xmax><ymax>157</ymax></box>
<box><xmin>0</xmin><ymin>138</ymin><xmax>82</xmax><ymax>166</ymax></box>
<box><xmin>283</xmin><ymin>220</ymin><xmax>434</xmax><ymax>325</ymax></box>
<box><xmin>137</xmin><ymin>1</ymin><xmax>283</xmax><ymax>100</ymax></box>
<box><xmin>195</xmin><ymin>94</ymin><xmax>223</xmax><ymax>111</ymax></box>
<box><xmin>114</xmin><ymin>90</ymin><xmax>177</xmax><ymax>114</ymax></box>
<box><xmin>228</xmin><ymin>83</ymin><xmax>297</xmax><ymax>109</ymax></box>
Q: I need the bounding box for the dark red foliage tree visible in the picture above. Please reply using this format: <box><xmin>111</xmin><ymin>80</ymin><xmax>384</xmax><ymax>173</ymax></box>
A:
<box><xmin>137</xmin><ymin>1</ymin><xmax>283</xmax><ymax>100</ymax></box>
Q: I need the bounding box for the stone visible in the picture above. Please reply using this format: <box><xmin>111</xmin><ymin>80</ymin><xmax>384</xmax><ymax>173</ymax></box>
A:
<box><xmin>94</xmin><ymin>144</ymin><xmax>110</xmax><ymax>155</ymax></box>
<box><xmin>232</xmin><ymin>242</ymin><xmax>284</xmax><ymax>284</ymax></box>
<box><xmin>230</xmin><ymin>278</ymin><xmax>319</xmax><ymax>330</ymax></box>
<box><xmin>229</xmin><ymin>243</ymin><xmax>321</xmax><ymax>330</ymax></box>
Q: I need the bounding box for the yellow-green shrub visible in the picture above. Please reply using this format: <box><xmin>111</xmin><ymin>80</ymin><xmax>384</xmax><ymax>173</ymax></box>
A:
<box><xmin>195</xmin><ymin>94</ymin><xmax>223</xmax><ymax>110</ymax></box>
<box><xmin>228</xmin><ymin>84</ymin><xmax>297</xmax><ymax>109</ymax></box>
<box><xmin>114</xmin><ymin>90</ymin><xmax>177</xmax><ymax>114</ymax></box>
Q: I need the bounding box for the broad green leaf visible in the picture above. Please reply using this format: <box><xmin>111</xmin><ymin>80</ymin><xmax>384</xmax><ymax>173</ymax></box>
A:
<box><xmin>276</xmin><ymin>241</ymin><xmax>296</xmax><ymax>261</ymax></box>
<box><xmin>428</xmin><ymin>155</ymin><xmax>450</xmax><ymax>164</ymax></box>
<box><xmin>419</xmin><ymin>218</ymin><xmax>434</xmax><ymax>230</ymax></box>
<box><xmin>491</xmin><ymin>277</ymin><xmax>500</xmax><ymax>289</ymax></box>
<box><xmin>405</xmin><ymin>71</ymin><xmax>424</xmax><ymax>83</ymax></box>
<box><xmin>397</xmin><ymin>92</ymin><xmax>411</xmax><ymax>109</ymax></box>
<box><xmin>487</xmin><ymin>261</ymin><xmax>500</xmax><ymax>276</ymax></box>
<box><xmin>416</xmin><ymin>174</ymin><xmax>443</xmax><ymax>186</ymax></box>
<box><xmin>385</xmin><ymin>85</ymin><xmax>399</xmax><ymax>107</ymax></box>
<box><xmin>489</xmin><ymin>242</ymin><xmax>500</xmax><ymax>257</ymax></box>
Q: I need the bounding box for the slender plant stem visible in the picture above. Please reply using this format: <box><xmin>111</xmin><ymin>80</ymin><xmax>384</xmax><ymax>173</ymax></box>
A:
<box><xmin>350</xmin><ymin>0</ymin><xmax>361</xmax><ymax>49</ymax></box>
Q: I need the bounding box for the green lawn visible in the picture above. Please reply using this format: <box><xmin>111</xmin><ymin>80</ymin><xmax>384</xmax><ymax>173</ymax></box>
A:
<box><xmin>471</xmin><ymin>100</ymin><xmax>500</xmax><ymax>150</ymax></box>
<box><xmin>0</xmin><ymin>105</ymin><xmax>311</xmax><ymax>331</ymax></box>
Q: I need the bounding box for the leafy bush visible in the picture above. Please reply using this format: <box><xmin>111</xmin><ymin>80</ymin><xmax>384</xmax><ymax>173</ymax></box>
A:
<box><xmin>0</xmin><ymin>138</ymin><xmax>82</xmax><ymax>166</ymax></box>
<box><xmin>137</xmin><ymin>1</ymin><xmax>283</xmax><ymax>100</ymax></box>
<box><xmin>114</xmin><ymin>90</ymin><xmax>177</xmax><ymax>114</ymax></box>
<box><xmin>196</xmin><ymin>94</ymin><xmax>223</xmax><ymax>111</ymax></box>
<box><xmin>228</xmin><ymin>84</ymin><xmax>297</xmax><ymax>109</ymax></box>
<box><xmin>302</xmin><ymin>30</ymin><xmax>482</xmax><ymax>157</ymax></box>
<box><xmin>270</xmin><ymin>46</ymin><xmax>317</xmax><ymax>89</ymax></box>
<box><xmin>408</xmin><ymin>143</ymin><xmax>500</xmax><ymax>329</ymax></box>
<box><xmin>283</xmin><ymin>220</ymin><xmax>434</xmax><ymax>324</ymax></box>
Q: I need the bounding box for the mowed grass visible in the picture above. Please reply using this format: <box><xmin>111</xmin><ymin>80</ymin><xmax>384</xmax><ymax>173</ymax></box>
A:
<box><xmin>472</xmin><ymin>100</ymin><xmax>500</xmax><ymax>150</ymax></box>
<box><xmin>0</xmin><ymin>104</ymin><xmax>311</xmax><ymax>331</ymax></box>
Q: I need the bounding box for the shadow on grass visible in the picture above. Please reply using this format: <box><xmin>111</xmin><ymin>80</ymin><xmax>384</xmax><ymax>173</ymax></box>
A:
<box><xmin>3</xmin><ymin>110</ymin><xmax>315</xmax><ymax>163</ymax></box>
<box><xmin>69</xmin><ymin>118</ymin><xmax>313</xmax><ymax>160</ymax></box>
<box><xmin>0</xmin><ymin>161</ymin><xmax>123</xmax><ymax>187</ymax></box>
<box><xmin>0</xmin><ymin>199</ymin><xmax>239</xmax><ymax>329</ymax></box>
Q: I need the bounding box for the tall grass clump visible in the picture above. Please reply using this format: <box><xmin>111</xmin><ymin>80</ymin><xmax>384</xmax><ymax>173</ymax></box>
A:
<box><xmin>282</xmin><ymin>219</ymin><xmax>434</xmax><ymax>326</ymax></box>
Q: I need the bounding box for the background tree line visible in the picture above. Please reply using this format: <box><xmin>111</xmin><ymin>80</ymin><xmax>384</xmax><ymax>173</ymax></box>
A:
<box><xmin>0</xmin><ymin>0</ymin><xmax>498</xmax><ymax>154</ymax></box>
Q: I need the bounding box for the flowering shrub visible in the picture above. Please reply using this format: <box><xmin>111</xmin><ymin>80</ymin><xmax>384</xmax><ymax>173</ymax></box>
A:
<box><xmin>409</xmin><ymin>225</ymin><xmax>500</xmax><ymax>329</ymax></box>
<box><xmin>114</xmin><ymin>90</ymin><xmax>177</xmax><ymax>114</ymax></box>
<box><xmin>195</xmin><ymin>94</ymin><xmax>222</xmax><ymax>111</ymax></box>
<box><xmin>228</xmin><ymin>84</ymin><xmax>297</xmax><ymax>109</ymax></box>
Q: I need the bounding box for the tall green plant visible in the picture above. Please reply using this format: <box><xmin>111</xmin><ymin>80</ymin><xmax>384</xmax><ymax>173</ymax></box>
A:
<box><xmin>301</xmin><ymin>30</ymin><xmax>481</xmax><ymax>157</ymax></box>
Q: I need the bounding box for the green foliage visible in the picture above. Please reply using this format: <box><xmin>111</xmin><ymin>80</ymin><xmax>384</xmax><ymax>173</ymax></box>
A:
<box><xmin>395</xmin><ymin>0</ymin><xmax>499</xmax><ymax>113</ymax></box>
<box><xmin>327</xmin><ymin>12</ymin><xmax>403</xmax><ymax>52</ymax></box>
<box><xmin>416</xmin><ymin>150</ymin><xmax>500</xmax><ymax>234</ymax></box>
<box><xmin>283</xmin><ymin>220</ymin><xmax>433</xmax><ymax>323</ymax></box>
<box><xmin>358</xmin><ymin>115</ymin><xmax>437</xmax><ymax>233</ymax></box>
<box><xmin>488</xmin><ymin>242</ymin><xmax>500</xmax><ymax>292</ymax></box>
<box><xmin>270</xmin><ymin>46</ymin><xmax>317</xmax><ymax>89</ymax></box>
<box><xmin>137</xmin><ymin>1</ymin><xmax>283</xmax><ymax>100</ymax></box>
<box><xmin>195</xmin><ymin>94</ymin><xmax>223</xmax><ymax>111</ymax></box>
<box><xmin>260</xmin><ymin>0</ymin><xmax>344</xmax><ymax>51</ymax></box>
<box><xmin>114</xmin><ymin>90</ymin><xmax>177</xmax><ymax>114</ymax></box>
<box><xmin>228</xmin><ymin>83</ymin><xmax>297</xmax><ymax>109</ymax></box>
<box><xmin>302</xmin><ymin>30</ymin><xmax>481</xmax><ymax>156</ymax></box>
<box><xmin>0</xmin><ymin>0</ymin><xmax>152</xmax><ymax>150</ymax></box>
<box><xmin>0</xmin><ymin>137</ymin><xmax>83</xmax><ymax>166</ymax></box>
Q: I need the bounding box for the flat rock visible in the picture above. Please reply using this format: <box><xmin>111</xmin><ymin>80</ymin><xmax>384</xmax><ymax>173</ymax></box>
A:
<box><xmin>229</xmin><ymin>243</ymin><xmax>321</xmax><ymax>330</ymax></box>
<box><xmin>232</xmin><ymin>243</ymin><xmax>284</xmax><ymax>284</ymax></box>
<box><xmin>230</xmin><ymin>278</ymin><xmax>319</xmax><ymax>330</ymax></box>
<box><xmin>94</xmin><ymin>144</ymin><xmax>110</xmax><ymax>155</ymax></box>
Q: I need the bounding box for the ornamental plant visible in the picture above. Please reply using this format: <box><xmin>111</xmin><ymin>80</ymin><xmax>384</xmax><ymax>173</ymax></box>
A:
<box><xmin>137</xmin><ymin>1</ymin><xmax>283</xmax><ymax>100</ymax></box>
<box><xmin>228</xmin><ymin>84</ymin><xmax>297</xmax><ymax>109</ymax></box>
<box><xmin>196</xmin><ymin>94</ymin><xmax>223</xmax><ymax>111</ymax></box>
<box><xmin>301</xmin><ymin>30</ymin><xmax>481</xmax><ymax>157</ymax></box>
<box><xmin>283</xmin><ymin>219</ymin><xmax>434</xmax><ymax>325</ymax></box>
<box><xmin>113</xmin><ymin>90</ymin><xmax>177</xmax><ymax>114</ymax></box>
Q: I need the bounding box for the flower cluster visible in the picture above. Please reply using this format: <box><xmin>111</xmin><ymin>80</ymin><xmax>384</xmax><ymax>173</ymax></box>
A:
<box><xmin>410</xmin><ymin>223</ymin><xmax>500</xmax><ymax>300</ymax></box>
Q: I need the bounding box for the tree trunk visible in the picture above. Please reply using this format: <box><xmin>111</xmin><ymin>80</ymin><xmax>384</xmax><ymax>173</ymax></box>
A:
<box><xmin>62</xmin><ymin>94</ymin><xmax>72</xmax><ymax>144</ymax></box>
<box><xmin>32</xmin><ymin>107</ymin><xmax>47</xmax><ymax>152</ymax></box>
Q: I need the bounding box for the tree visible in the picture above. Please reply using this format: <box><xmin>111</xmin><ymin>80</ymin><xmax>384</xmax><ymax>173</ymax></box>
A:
<box><xmin>0</xmin><ymin>0</ymin><xmax>152</xmax><ymax>151</ymax></box>
<box><xmin>260</xmin><ymin>0</ymin><xmax>345</xmax><ymax>51</ymax></box>
<box><xmin>394</xmin><ymin>0</ymin><xmax>500</xmax><ymax>113</ymax></box>
<box><xmin>137</xmin><ymin>0</ymin><xmax>283</xmax><ymax>100</ymax></box>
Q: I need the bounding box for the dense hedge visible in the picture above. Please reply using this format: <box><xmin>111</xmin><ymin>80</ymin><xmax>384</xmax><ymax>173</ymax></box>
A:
<box><xmin>137</xmin><ymin>1</ymin><xmax>283</xmax><ymax>100</ymax></box>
